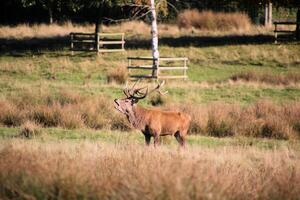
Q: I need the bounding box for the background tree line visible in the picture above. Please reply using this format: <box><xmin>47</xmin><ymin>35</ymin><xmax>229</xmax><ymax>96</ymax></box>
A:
<box><xmin>0</xmin><ymin>0</ymin><xmax>298</xmax><ymax>25</ymax></box>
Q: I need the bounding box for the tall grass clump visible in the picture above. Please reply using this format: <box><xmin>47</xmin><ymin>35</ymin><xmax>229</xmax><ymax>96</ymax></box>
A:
<box><xmin>107</xmin><ymin>66</ymin><xmax>128</xmax><ymax>84</ymax></box>
<box><xmin>231</xmin><ymin>71</ymin><xmax>300</xmax><ymax>85</ymax></box>
<box><xmin>1</xmin><ymin>90</ymin><xmax>300</xmax><ymax>139</ymax></box>
<box><xmin>177</xmin><ymin>10</ymin><xmax>252</xmax><ymax>31</ymax></box>
<box><xmin>0</xmin><ymin>22</ymin><xmax>93</xmax><ymax>39</ymax></box>
<box><xmin>0</xmin><ymin>141</ymin><xmax>300</xmax><ymax>200</ymax></box>
<box><xmin>20</xmin><ymin>121</ymin><xmax>42</xmax><ymax>138</ymax></box>
<box><xmin>183</xmin><ymin>100</ymin><xmax>300</xmax><ymax>139</ymax></box>
<box><xmin>0</xmin><ymin>100</ymin><xmax>25</xmax><ymax>126</ymax></box>
<box><xmin>0</xmin><ymin>91</ymin><xmax>131</xmax><ymax>131</ymax></box>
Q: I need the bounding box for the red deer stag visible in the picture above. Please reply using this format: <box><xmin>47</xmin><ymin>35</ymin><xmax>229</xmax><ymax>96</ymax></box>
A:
<box><xmin>114</xmin><ymin>81</ymin><xmax>191</xmax><ymax>147</ymax></box>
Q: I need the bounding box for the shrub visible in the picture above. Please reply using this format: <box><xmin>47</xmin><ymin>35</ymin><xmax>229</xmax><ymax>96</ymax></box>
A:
<box><xmin>177</xmin><ymin>10</ymin><xmax>251</xmax><ymax>31</ymax></box>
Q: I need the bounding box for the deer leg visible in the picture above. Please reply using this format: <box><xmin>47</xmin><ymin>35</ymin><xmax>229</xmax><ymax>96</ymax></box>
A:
<box><xmin>154</xmin><ymin>136</ymin><xmax>160</xmax><ymax>147</ymax></box>
<box><xmin>144</xmin><ymin>134</ymin><xmax>151</xmax><ymax>146</ymax></box>
<box><xmin>175</xmin><ymin>131</ymin><xmax>186</xmax><ymax>147</ymax></box>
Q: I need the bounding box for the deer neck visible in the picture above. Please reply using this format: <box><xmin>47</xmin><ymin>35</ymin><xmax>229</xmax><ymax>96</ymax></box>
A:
<box><xmin>126</xmin><ymin>105</ymin><xmax>147</xmax><ymax>130</ymax></box>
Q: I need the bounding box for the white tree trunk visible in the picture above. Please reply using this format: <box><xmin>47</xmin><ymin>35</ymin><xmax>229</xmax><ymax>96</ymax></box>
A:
<box><xmin>150</xmin><ymin>0</ymin><xmax>159</xmax><ymax>59</ymax></box>
<box><xmin>48</xmin><ymin>8</ymin><xmax>53</xmax><ymax>24</ymax></box>
<box><xmin>264</xmin><ymin>2</ymin><xmax>272</xmax><ymax>27</ymax></box>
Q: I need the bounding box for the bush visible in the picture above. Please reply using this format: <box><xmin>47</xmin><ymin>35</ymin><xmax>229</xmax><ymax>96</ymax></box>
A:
<box><xmin>177</xmin><ymin>10</ymin><xmax>251</xmax><ymax>31</ymax></box>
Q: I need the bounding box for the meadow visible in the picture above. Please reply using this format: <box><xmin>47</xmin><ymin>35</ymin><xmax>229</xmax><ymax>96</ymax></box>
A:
<box><xmin>0</xmin><ymin>20</ymin><xmax>300</xmax><ymax>199</ymax></box>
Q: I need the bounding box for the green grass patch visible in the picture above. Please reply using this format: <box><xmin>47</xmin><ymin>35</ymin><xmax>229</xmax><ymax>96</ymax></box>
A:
<box><xmin>0</xmin><ymin>126</ymin><xmax>298</xmax><ymax>150</ymax></box>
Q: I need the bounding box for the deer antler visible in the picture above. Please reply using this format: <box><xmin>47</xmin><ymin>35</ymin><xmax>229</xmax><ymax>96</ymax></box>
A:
<box><xmin>123</xmin><ymin>80</ymin><xmax>168</xmax><ymax>100</ymax></box>
<box><xmin>123</xmin><ymin>80</ymin><xmax>148</xmax><ymax>100</ymax></box>
<box><xmin>149</xmin><ymin>80</ymin><xmax>168</xmax><ymax>95</ymax></box>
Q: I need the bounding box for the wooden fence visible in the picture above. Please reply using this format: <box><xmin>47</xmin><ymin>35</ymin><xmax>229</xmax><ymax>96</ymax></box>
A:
<box><xmin>128</xmin><ymin>57</ymin><xmax>188</xmax><ymax>80</ymax></box>
<box><xmin>70</xmin><ymin>32</ymin><xmax>125</xmax><ymax>53</ymax></box>
<box><xmin>274</xmin><ymin>21</ymin><xmax>298</xmax><ymax>43</ymax></box>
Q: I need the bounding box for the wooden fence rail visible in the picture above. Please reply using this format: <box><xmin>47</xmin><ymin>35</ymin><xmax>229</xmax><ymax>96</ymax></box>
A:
<box><xmin>70</xmin><ymin>32</ymin><xmax>125</xmax><ymax>54</ymax></box>
<box><xmin>128</xmin><ymin>57</ymin><xmax>188</xmax><ymax>80</ymax></box>
<box><xmin>274</xmin><ymin>21</ymin><xmax>299</xmax><ymax>44</ymax></box>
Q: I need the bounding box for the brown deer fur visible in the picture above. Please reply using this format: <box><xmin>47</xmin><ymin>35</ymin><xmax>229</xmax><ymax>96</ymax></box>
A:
<box><xmin>114</xmin><ymin>82</ymin><xmax>191</xmax><ymax>147</ymax></box>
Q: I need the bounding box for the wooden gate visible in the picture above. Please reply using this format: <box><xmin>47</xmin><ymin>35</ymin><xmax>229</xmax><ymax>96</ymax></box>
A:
<box><xmin>70</xmin><ymin>32</ymin><xmax>125</xmax><ymax>54</ymax></box>
<box><xmin>128</xmin><ymin>57</ymin><xmax>188</xmax><ymax>80</ymax></box>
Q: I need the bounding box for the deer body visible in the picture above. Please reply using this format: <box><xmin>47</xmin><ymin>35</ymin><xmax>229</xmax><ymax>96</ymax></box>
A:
<box><xmin>114</xmin><ymin>81</ymin><xmax>191</xmax><ymax>147</ymax></box>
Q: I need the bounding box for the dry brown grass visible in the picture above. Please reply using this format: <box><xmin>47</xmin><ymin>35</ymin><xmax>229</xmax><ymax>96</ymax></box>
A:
<box><xmin>19</xmin><ymin>121</ymin><xmax>41</xmax><ymax>138</ymax></box>
<box><xmin>0</xmin><ymin>100</ymin><xmax>25</xmax><ymax>127</ymax></box>
<box><xmin>0</xmin><ymin>140</ymin><xmax>299</xmax><ymax>200</ymax></box>
<box><xmin>107</xmin><ymin>66</ymin><xmax>128</xmax><ymax>84</ymax></box>
<box><xmin>180</xmin><ymin>100</ymin><xmax>300</xmax><ymax>139</ymax></box>
<box><xmin>0</xmin><ymin>22</ymin><xmax>93</xmax><ymax>39</ymax></box>
<box><xmin>0</xmin><ymin>19</ymin><xmax>267</xmax><ymax>40</ymax></box>
<box><xmin>231</xmin><ymin>71</ymin><xmax>300</xmax><ymax>85</ymax></box>
<box><xmin>0</xmin><ymin>91</ymin><xmax>131</xmax><ymax>131</ymax></box>
<box><xmin>1</xmin><ymin>91</ymin><xmax>300</xmax><ymax>139</ymax></box>
<box><xmin>177</xmin><ymin>10</ymin><xmax>252</xmax><ymax>32</ymax></box>
<box><xmin>103</xmin><ymin>20</ymin><xmax>151</xmax><ymax>36</ymax></box>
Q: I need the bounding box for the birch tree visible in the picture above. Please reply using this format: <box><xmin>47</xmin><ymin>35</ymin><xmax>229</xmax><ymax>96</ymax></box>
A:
<box><xmin>150</xmin><ymin>0</ymin><xmax>159</xmax><ymax>59</ymax></box>
<box><xmin>125</xmin><ymin>0</ymin><xmax>168</xmax><ymax>59</ymax></box>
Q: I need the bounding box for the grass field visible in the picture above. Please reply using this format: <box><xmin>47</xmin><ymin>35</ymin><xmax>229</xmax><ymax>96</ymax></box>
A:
<box><xmin>0</xmin><ymin>22</ymin><xmax>300</xmax><ymax>199</ymax></box>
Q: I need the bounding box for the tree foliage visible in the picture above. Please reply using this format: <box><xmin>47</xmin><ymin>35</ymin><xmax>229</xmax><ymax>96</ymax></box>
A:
<box><xmin>1</xmin><ymin>0</ymin><xmax>298</xmax><ymax>24</ymax></box>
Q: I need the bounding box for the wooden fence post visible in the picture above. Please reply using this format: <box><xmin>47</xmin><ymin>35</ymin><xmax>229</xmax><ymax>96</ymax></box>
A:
<box><xmin>122</xmin><ymin>33</ymin><xmax>125</xmax><ymax>50</ymax></box>
<box><xmin>274</xmin><ymin>23</ymin><xmax>278</xmax><ymax>44</ymax></box>
<box><xmin>96</xmin><ymin>33</ymin><xmax>100</xmax><ymax>53</ymax></box>
<box><xmin>184</xmin><ymin>59</ymin><xmax>187</xmax><ymax>80</ymax></box>
<box><xmin>296</xmin><ymin>9</ymin><xmax>300</xmax><ymax>40</ymax></box>
<box><xmin>127</xmin><ymin>57</ymin><xmax>188</xmax><ymax>80</ymax></box>
<box><xmin>70</xmin><ymin>33</ymin><xmax>74</xmax><ymax>55</ymax></box>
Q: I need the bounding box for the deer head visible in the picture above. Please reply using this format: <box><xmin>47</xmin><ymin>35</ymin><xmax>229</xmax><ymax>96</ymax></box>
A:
<box><xmin>114</xmin><ymin>80</ymin><xmax>167</xmax><ymax>115</ymax></box>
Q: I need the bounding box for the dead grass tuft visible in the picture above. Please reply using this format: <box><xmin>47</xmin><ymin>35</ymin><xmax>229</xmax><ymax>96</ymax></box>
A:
<box><xmin>181</xmin><ymin>100</ymin><xmax>300</xmax><ymax>139</ymax></box>
<box><xmin>231</xmin><ymin>71</ymin><xmax>300</xmax><ymax>85</ymax></box>
<box><xmin>103</xmin><ymin>21</ymin><xmax>151</xmax><ymax>36</ymax></box>
<box><xmin>0</xmin><ymin>100</ymin><xmax>25</xmax><ymax>127</ymax></box>
<box><xmin>107</xmin><ymin>66</ymin><xmax>128</xmax><ymax>84</ymax></box>
<box><xmin>0</xmin><ymin>22</ymin><xmax>93</xmax><ymax>39</ymax></box>
<box><xmin>149</xmin><ymin>93</ymin><xmax>170</xmax><ymax>106</ymax></box>
<box><xmin>20</xmin><ymin>121</ymin><xmax>41</xmax><ymax>138</ymax></box>
<box><xmin>177</xmin><ymin>10</ymin><xmax>252</xmax><ymax>31</ymax></box>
